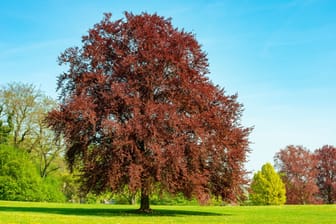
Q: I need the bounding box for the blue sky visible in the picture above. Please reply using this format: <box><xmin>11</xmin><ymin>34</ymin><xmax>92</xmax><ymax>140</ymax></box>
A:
<box><xmin>1</xmin><ymin>0</ymin><xmax>335</xmax><ymax>173</ymax></box>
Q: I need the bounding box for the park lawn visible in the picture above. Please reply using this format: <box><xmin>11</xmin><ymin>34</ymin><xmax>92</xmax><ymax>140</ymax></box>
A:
<box><xmin>0</xmin><ymin>201</ymin><xmax>335</xmax><ymax>224</ymax></box>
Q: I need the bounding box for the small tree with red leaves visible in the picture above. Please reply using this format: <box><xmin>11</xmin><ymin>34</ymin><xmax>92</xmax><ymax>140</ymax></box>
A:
<box><xmin>274</xmin><ymin>145</ymin><xmax>319</xmax><ymax>204</ymax></box>
<box><xmin>315</xmin><ymin>145</ymin><xmax>336</xmax><ymax>204</ymax></box>
<box><xmin>47</xmin><ymin>12</ymin><xmax>250</xmax><ymax>211</ymax></box>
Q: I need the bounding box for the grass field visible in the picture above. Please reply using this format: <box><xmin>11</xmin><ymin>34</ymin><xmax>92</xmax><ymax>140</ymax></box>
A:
<box><xmin>0</xmin><ymin>201</ymin><xmax>335</xmax><ymax>224</ymax></box>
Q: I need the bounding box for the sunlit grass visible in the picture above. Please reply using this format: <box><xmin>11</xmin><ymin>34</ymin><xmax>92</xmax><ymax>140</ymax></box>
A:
<box><xmin>0</xmin><ymin>200</ymin><xmax>335</xmax><ymax>224</ymax></box>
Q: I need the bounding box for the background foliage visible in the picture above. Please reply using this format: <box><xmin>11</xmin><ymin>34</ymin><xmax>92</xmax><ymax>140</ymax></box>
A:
<box><xmin>0</xmin><ymin>144</ymin><xmax>64</xmax><ymax>202</ymax></box>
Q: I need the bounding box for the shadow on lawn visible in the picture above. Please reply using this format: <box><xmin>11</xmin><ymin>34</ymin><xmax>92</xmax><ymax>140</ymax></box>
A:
<box><xmin>0</xmin><ymin>206</ymin><xmax>227</xmax><ymax>217</ymax></box>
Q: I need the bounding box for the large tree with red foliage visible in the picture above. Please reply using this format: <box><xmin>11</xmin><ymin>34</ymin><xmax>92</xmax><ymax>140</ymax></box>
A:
<box><xmin>47</xmin><ymin>12</ymin><xmax>250</xmax><ymax>211</ymax></box>
<box><xmin>315</xmin><ymin>145</ymin><xmax>336</xmax><ymax>204</ymax></box>
<box><xmin>274</xmin><ymin>145</ymin><xmax>319</xmax><ymax>204</ymax></box>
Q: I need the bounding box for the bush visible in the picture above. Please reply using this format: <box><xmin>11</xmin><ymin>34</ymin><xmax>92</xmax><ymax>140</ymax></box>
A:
<box><xmin>41</xmin><ymin>176</ymin><xmax>66</xmax><ymax>202</ymax></box>
<box><xmin>0</xmin><ymin>144</ymin><xmax>65</xmax><ymax>202</ymax></box>
<box><xmin>0</xmin><ymin>145</ymin><xmax>45</xmax><ymax>201</ymax></box>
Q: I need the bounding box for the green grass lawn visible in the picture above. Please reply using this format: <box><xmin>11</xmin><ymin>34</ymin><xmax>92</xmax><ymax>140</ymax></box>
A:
<box><xmin>0</xmin><ymin>201</ymin><xmax>335</xmax><ymax>224</ymax></box>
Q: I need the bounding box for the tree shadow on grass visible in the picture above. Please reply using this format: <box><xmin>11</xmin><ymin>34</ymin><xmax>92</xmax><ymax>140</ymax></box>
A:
<box><xmin>0</xmin><ymin>206</ymin><xmax>228</xmax><ymax>217</ymax></box>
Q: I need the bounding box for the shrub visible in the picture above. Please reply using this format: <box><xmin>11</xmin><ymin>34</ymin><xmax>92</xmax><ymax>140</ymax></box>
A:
<box><xmin>0</xmin><ymin>144</ymin><xmax>44</xmax><ymax>201</ymax></box>
<box><xmin>0</xmin><ymin>144</ymin><xmax>65</xmax><ymax>202</ymax></box>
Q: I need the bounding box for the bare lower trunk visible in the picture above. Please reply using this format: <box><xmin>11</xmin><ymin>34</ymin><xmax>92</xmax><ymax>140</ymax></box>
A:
<box><xmin>139</xmin><ymin>190</ymin><xmax>151</xmax><ymax>212</ymax></box>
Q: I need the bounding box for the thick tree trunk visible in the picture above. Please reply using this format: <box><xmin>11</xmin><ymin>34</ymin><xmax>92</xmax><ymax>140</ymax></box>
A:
<box><xmin>139</xmin><ymin>191</ymin><xmax>151</xmax><ymax>213</ymax></box>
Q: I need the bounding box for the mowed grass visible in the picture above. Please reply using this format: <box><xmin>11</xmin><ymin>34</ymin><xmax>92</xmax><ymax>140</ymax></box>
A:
<box><xmin>0</xmin><ymin>201</ymin><xmax>335</xmax><ymax>224</ymax></box>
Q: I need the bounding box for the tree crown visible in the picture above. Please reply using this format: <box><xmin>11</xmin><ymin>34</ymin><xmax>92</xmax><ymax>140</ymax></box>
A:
<box><xmin>48</xmin><ymin>12</ymin><xmax>251</xmax><ymax>207</ymax></box>
<box><xmin>250</xmin><ymin>163</ymin><xmax>286</xmax><ymax>205</ymax></box>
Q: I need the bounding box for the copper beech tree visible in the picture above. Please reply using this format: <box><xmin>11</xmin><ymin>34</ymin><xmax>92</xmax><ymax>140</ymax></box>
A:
<box><xmin>315</xmin><ymin>145</ymin><xmax>336</xmax><ymax>204</ymax></box>
<box><xmin>47</xmin><ymin>12</ymin><xmax>250</xmax><ymax>211</ymax></box>
<box><xmin>274</xmin><ymin>145</ymin><xmax>319</xmax><ymax>204</ymax></box>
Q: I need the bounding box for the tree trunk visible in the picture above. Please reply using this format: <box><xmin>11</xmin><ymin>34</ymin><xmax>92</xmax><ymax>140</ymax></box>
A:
<box><xmin>131</xmin><ymin>194</ymin><xmax>136</xmax><ymax>205</ymax></box>
<box><xmin>139</xmin><ymin>191</ymin><xmax>151</xmax><ymax>213</ymax></box>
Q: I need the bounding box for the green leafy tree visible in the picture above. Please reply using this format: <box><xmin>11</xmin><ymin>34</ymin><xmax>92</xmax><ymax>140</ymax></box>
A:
<box><xmin>41</xmin><ymin>175</ymin><xmax>66</xmax><ymax>202</ymax></box>
<box><xmin>30</xmin><ymin>96</ymin><xmax>65</xmax><ymax>178</ymax></box>
<box><xmin>0</xmin><ymin>83</ymin><xmax>41</xmax><ymax>149</ymax></box>
<box><xmin>0</xmin><ymin>83</ymin><xmax>65</xmax><ymax>178</ymax></box>
<box><xmin>60</xmin><ymin>170</ymin><xmax>81</xmax><ymax>203</ymax></box>
<box><xmin>0</xmin><ymin>144</ymin><xmax>44</xmax><ymax>201</ymax></box>
<box><xmin>250</xmin><ymin>163</ymin><xmax>286</xmax><ymax>205</ymax></box>
<box><xmin>0</xmin><ymin>144</ymin><xmax>66</xmax><ymax>202</ymax></box>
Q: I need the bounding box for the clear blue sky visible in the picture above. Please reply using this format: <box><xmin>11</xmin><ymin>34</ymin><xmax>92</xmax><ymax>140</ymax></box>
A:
<box><xmin>1</xmin><ymin>0</ymin><xmax>335</xmax><ymax>173</ymax></box>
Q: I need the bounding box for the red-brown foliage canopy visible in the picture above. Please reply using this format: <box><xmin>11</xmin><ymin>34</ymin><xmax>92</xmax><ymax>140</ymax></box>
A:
<box><xmin>315</xmin><ymin>145</ymin><xmax>336</xmax><ymax>204</ymax></box>
<box><xmin>274</xmin><ymin>145</ymin><xmax>319</xmax><ymax>204</ymax></box>
<box><xmin>47</xmin><ymin>12</ymin><xmax>250</xmax><ymax>207</ymax></box>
